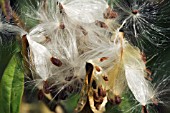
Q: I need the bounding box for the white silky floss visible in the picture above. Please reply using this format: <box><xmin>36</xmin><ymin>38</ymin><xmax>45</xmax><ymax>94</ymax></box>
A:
<box><xmin>59</xmin><ymin>0</ymin><xmax>108</xmax><ymax>23</ymax></box>
<box><xmin>26</xmin><ymin>34</ymin><xmax>52</xmax><ymax>81</ymax></box>
<box><xmin>123</xmin><ymin>44</ymin><xmax>155</xmax><ymax>106</ymax></box>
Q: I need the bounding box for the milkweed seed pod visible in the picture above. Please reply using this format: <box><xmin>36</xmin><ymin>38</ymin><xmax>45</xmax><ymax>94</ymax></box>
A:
<box><xmin>75</xmin><ymin>61</ymin><xmax>108</xmax><ymax>113</ymax></box>
<box><xmin>106</xmin><ymin>51</ymin><xmax>126</xmax><ymax>105</ymax></box>
<box><xmin>121</xmin><ymin>42</ymin><xmax>162</xmax><ymax>113</ymax></box>
<box><xmin>123</xmin><ymin>43</ymin><xmax>155</xmax><ymax>105</ymax></box>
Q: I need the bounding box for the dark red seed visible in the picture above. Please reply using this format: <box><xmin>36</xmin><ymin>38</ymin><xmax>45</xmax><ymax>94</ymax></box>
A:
<box><xmin>59</xmin><ymin>3</ymin><xmax>63</xmax><ymax>10</ymax></box>
<box><xmin>93</xmin><ymin>91</ymin><xmax>99</xmax><ymax>100</ymax></box>
<box><xmin>102</xmin><ymin>90</ymin><xmax>106</xmax><ymax>97</ymax></box>
<box><xmin>115</xmin><ymin>96</ymin><xmax>121</xmax><ymax>105</ymax></box>
<box><xmin>104</xmin><ymin>7</ymin><xmax>117</xmax><ymax>19</ymax></box>
<box><xmin>142</xmin><ymin>106</ymin><xmax>148</xmax><ymax>113</ymax></box>
<box><xmin>100</xmin><ymin>57</ymin><xmax>108</xmax><ymax>62</ymax></box>
<box><xmin>98</xmin><ymin>86</ymin><xmax>106</xmax><ymax>97</ymax></box>
<box><xmin>95</xmin><ymin>66</ymin><xmax>101</xmax><ymax>72</ymax></box>
<box><xmin>94</xmin><ymin>102</ymin><xmax>102</xmax><ymax>110</ymax></box>
<box><xmin>102</xmin><ymin>76</ymin><xmax>109</xmax><ymax>81</ymax></box>
<box><xmin>43</xmin><ymin>81</ymin><xmax>50</xmax><ymax>94</ymax></box>
<box><xmin>51</xmin><ymin>57</ymin><xmax>62</xmax><ymax>67</ymax></box>
<box><xmin>59</xmin><ymin>3</ymin><xmax>64</xmax><ymax>13</ymax></box>
<box><xmin>95</xmin><ymin>20</ymin><xmax>108</xmax><ymax>28</ymax></box>
<box><xmin>108</xmin><ymin>10</ymin><xmax>117</xmax><ymax>19</ymax></box>
<box><xmin>141</xmin><ymin>52</ymin><xmax>146</xmax><ymax>63</ymax></box>
<box><xmin>94</xmin><ymin>95</ymin><xmax>104</xmax><ymax>103</ymax></box>
<box><xmin>38</xmin><ymin>90</ymin><xmax>44</xmax><ymax>100</ymax></box>
<box><xmin>146</xmin><ymin>69</ymin><xmax>152</xmax><ymax>76</ymax></box>
<box><xmin>132</xmin><ymin>10</ymin><xmax>139</xmax><ymax>15</ymax></box>
<box><xmin>59</xmin><ymin>23</ymin><xmax>65</xmax><ymax>29</ymax></box>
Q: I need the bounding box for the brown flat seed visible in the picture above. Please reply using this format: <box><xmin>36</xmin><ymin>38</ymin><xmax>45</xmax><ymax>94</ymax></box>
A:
<box><xmin>146</xmin><ymin>69</ymin><xmax>152</xmax><ymax>76</ymax></box>
<box><xmin>115</xmin><ymin>96</ymin><xmax>121</xmax><ymax>105</ymax></box>
<box><xmin>94</xmin><ymin>102</ymin><xmax>102</xmax><ymax>110</ymax></box>
<box><xmin>100</xmin><ymin>57</ymin><xmax>108</xmax><ymax>62</ymax></box>
<box><xmin>59</xmin><ymin>3</ymin><xmax>64</xmax><ymax>13</ymax></box>
<box><xmin>59</xmin><ymin>3</ymin><xmax>63</xmax><ymax>10</ymax></box>
<box><xmin>102</xmin><ymin>90</ymin><xmax>106</xmax><ymax>97</ymax></box>
<box><xmin>108</xmin><ymin>10</ymin><xmax>117</xmax><ymax>19</ymax></box>
<box><xmin>98</xmin><ymin>86</ymin><xmax>106</xmax><ymax>97</ymax></box>
<box><xmin>95</xmin><ymin>20</ymin><xmax>108</xmax><ymax>28</ymax></box>
<box><xmin>132</xmin><ymin>10</ymin><xmax>139</xmax><ymax>15</ymax></box>
<box><xmin>142</xmin><ymin>106</ymin><xmax>148</xmax><ymax>113</ymax></box>
<box><xmin>104</xmin><ymin>7</ymin><xmax>117</xmax><ymax>19</ymax></box>
<box><xmin>38</xmin><ymin>90</ymin><xmax>44</xmax><ymax>100</ymax></box>
<box><xmin>94</xmin><ymin>96</ymin><xmax>104</xmax><ymax>103</ymax></box>
<box><xmin>93</xmin><ymin>91</ymin><xmax>99</xmax><ymax>100</ymax></box>
<box><xmin>51</xmin><ymin>57</ymin><xmax>62</xmax><ymax>67</ymax></box>
<box><xmin>59</xmin><ymin>23</ymin><xmax>65</xmax><ymax>29</ymax></box>
<box><xmin>43</xmin><ymin>80</ymin><xmax>50</xmax><ymax>94</ymax></box>
<box><xmin>102</xmin><ymin>76</ymin><xmax>108</xmax><ymax>81</ymax></box>
<box><xmin>141</xmin><ymin>52</ymin><xmax>146</xmax><ymax>63</ymax></box>
<box><xmin>95</xmin><ymin>66</ymin><xmax>101</xmax><ymax>72</ymax></box>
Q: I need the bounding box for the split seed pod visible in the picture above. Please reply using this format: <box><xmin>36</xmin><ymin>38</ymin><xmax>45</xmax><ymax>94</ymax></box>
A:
<box><xmin>75</xmin><ymin>61</ymin><xmax>108</xmax><ymax>113</ymax></box>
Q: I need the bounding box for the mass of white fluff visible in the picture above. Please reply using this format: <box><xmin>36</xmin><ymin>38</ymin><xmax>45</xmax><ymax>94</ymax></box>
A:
<box><xmin>25</xmin><ymin>0</ymin><xmax>108</xmax><ymax>24</ymax></box>
<box><xmin>26</xmin><ymin>34</ymin><xmax>52</xmax><ymax>81</ymax></box>
<box><xmin>26</xmin><ymin>4</ymin><xmax>122</xmax><ymax>85</ymax></box>
<box><xmin>60</xmin><ymin>0</ymin><xmax>108</xmax><ymax>23</ymax></box>
<box><xmin>25</xmin><ymin>0</ymin><xmax>60</xmax><ymax>22</ymax></box>
<box><xmin>25</xmin><ymin>16</ymin><xmax>92</xmax><ymax>90</ymax></box>
<box><xmin>123</xmin><ymin>44</ymin><xmax>154</xmax><ymax>106</ymax></box>
<box><xmin>29</xmin><ymin>25</ymin><xmax>74</xmax><ymax>80</ymax></box>
<box><xmin>0</xmin><ymin>22</ymin><xmax>52</xmax><ymax>81</ymax></box>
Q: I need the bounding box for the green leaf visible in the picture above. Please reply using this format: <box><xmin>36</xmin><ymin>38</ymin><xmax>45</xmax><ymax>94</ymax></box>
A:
<box><xmin>61</xmin><ymin>94</ymin><xmax>80</xmax><ymax>112</ymax></box>
<box><xmin>0</xmin><ymin>41</ymin><xmax>20</xmax><ymax>80</ymax></box>
<box><xmin>0</xmin><ymin>53</ymin><xmax>24</xmax><ymax>113</ymax></box>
